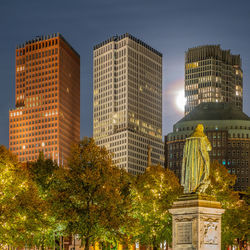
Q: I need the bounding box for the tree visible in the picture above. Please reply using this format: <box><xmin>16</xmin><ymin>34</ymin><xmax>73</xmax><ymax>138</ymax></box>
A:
<box><xmin>205</xmin><ymin>161</ymin><xmax>249</xmax><ymax>249</ymax></box>
<box><xmin>49</xmin><ymin>137</ymin><xmax>135</xmax><ymax>249</ymax></box>
<box><xmin>132</xmin><ymin>165</ymin><xmax>182</xmax><ymax>250</ymax></box>
<box><xmin>27</xmin><ymin>152</ymin><xmax>58</xmax><ymax>194</ymax></box>
<box><xmin>27</xmin><ymin>152</ymin><xmax>62</xmax><ymax>249</ymax></box>
<box><xmin>0</xmin><ymin>145</ymin><xmax>53</xmax><ymax>248</ymax></box>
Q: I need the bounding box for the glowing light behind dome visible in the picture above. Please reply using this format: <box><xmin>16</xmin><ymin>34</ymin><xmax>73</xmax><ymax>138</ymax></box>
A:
<box><xmin>175</xmin><ymin>89</ymin><xmax>186</xmax><ymax>112</ymax></box>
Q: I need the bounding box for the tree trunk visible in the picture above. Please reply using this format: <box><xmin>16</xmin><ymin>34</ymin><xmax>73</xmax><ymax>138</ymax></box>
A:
<box><xmin>101</xmin><ymin>242</ymin><xmax>105</xmax><ymax>250</ymax></box>
<box><xmin>152</xmin><ymin>236</ymin><xmax>158</xmax><ymax>250</ymax></box>
<box><xmin>85</xmin><ymin>237</ymin><xmax>90</xmax><ymax>250</ymax></box>
<box><xmin>41</xmin><ymin>239</ymin><xmax>45</xmax><ymax>250</ymax></box>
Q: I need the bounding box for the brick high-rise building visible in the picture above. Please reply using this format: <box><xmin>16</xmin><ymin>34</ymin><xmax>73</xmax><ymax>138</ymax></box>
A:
<box><xmin>185</xmin><ymin>45</ymin><xmax>242</xmax><ymax>115</ymax></box>
<box><xmin>93</xmin><ymin>33</ymin><xmax>164</xmax><ymax>175</ymax></box>
<box><xmin>165</xmin><ymin>103</ymin><xmax>250</xmax><ymax>191</ymax></box>
<box><xmin>9</xmin><ymin>33</ymin><xmax>80</xmax><ymax>165</ymax></box>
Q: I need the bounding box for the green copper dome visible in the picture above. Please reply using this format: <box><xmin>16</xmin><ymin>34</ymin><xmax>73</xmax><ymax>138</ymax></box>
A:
<box><xmin>179</xmin><ymin>103</ymin><xmax>250</xmax><ymax>123</ymax></box>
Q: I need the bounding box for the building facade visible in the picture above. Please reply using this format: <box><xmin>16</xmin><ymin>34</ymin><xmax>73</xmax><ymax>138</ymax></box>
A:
<box><xmin>9</xmin><ymin>33</ymin><xmax>80</xmax><ymax>165</ymax></box>
<box><xmin>165</xmin><ymin>103</ymin><xmax>250</xmax><ymax>191</ymax></box>
<box><xmin>93</xmin><ymin>33</ymin><xmax>164</xmax><ymax>175</ymax></box>
<box><xmin>185</xmin><ymin>45</ymin><xmax>242</xmax><ymax>115</ymax></box>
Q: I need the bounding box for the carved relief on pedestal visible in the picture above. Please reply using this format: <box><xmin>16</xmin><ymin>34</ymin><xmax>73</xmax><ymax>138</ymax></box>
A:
<box><xmin>204</xmin><ymin>222</ymin><xmax>218</xmax><ymax>244</ymax></box>
<box><xmin>200</xmin><ymin>216</ymin><xmax>219</xmax><ymax>247</ymax></box>
<box><xmin>200</xmin><ymin>216</ymin><xmax>219</xmax><ymax>223</ymax></box>
<box><xmin>174</xmin><ymin>215</ymin><xmax>196</xmax><ymax>222</ymax></box>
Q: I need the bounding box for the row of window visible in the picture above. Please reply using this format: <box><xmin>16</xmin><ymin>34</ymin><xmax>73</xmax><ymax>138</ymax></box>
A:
<box><xmin>186</xmin><ymin>66</ymin><xmax>242</xmax><ymax>76</ymax></box>
<box><xmin>10</xmin><ymin>130</ymin><xmax>58</xmax><ymax>141</ymax></box>
<box><xmin>128</xmin><ymin>39</ymin><xmax>161</xmax><ymax>63</ymax></box>
<box><xmin>21</xmin><ymin>88</ymin><xmax>57</xmax><ymax>97</ymax></box>
<box><xmin>17</xmin><ymin>85</ymin><xmax>57</xmax><ymax>95</ymax></box>
<box><xmin>10</xmin><ymin>109</ymin><xmax>58</xmax><ymax>120</ymax></box>
<box><xmin>19</xmin><ymin>153</ymin><xmax>56</xmax><ymax>162</ymax></box>
<box><xmin>94</xmin><ymin>59</ymin><xmax>113</xmax><ymax>72</ymax></box>
<box><xmin>16</xmin><ymin>70</ymin><xmax>58</xmax><ymax>82</ymax></box>
<box><xmin>17</xmin><ymin>58</ymin><xmax>58</xmax><ymax>72</ymax></box>
<box><xmin>94</xmin><ymin>41</ymin><xmax>126</xmax><ymax>57</ymax></box>
<box><xmin>96</xmin><ymin>132</ymin><xmax>127</xmax><ymax>145</ymax></box>
<box><xmin>11</xmin><ymin>136</ymin><xmax>58</xmax><ymax>147</ymax></box>
<box><xmin>12</xmin><ymin>143</ymin><xmax>58</xmax><ymax>153</ymax></box>
<box><xmin>10</xmin><ymin>122</ymin><xmax>58</xmax><ymax>132</ymax></box>
<box><xmin>16</xmin><ymin>63</ymin><xmax>58</xmax><ymax>80</ymax></box>
<box><xmin>113</xmin><ymin>156</ymin><xmax>127</xmax><ymax>165</ymax></box>
<box><xmin>128</xmin><ymin>155</ymin><xmax>147</xmax><ymax>167</ymax></box>
<box><xmin>17</xmin><ymin>38</ymin><xmax>58</xmax><ymax>57</ymax></box>
<box><xmin>129</xmin><ymin>161</ymin><xmax>147</xmax><ymax>174</ymax></box>
<box><xmin>236</xmin><ymin>177</ymin><xmax>248</xmax><ymax>183</ymax></box>
<box><xmin>16</xmin><ymin>51</ymin><xmax>58</xmax><ymax>67</ymax></box>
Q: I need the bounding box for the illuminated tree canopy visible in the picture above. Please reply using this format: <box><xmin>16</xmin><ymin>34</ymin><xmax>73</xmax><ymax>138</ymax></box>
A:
<box><xmin>49</xmin><ymin>137</ymin><xmax>136</xmax><ymax>249</ymax></box>
<box><xmin>132</xmin><ymin>165</ymin><xmax>182</xmax><ymax>249</ymax></box>
<box><xmin>0</xmin><ymin>144</ymin><xmax>248</xmax><ymax>250</ymax></box>
<box><xmin>206</xmin><ymin>161</ymin><xmax>249</xmax><ymax>249</ymax></box>
<box><xmin>0</xmin><ymin>146</ymin><xmax>55</xmax><ymax>248</ymax></box>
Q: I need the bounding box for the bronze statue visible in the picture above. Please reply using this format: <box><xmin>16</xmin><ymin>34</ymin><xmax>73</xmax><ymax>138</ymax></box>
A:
<box><xmin>181</xmin><ymin>124</ymin><xmax>212</xmax><ymax>193</ymax></box>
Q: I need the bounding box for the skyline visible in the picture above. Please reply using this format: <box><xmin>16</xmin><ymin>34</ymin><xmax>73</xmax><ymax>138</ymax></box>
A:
<box><xmin>1</xmin><ymin>0</ymin><xmax>250</xmax><ymax>147</ymax></box>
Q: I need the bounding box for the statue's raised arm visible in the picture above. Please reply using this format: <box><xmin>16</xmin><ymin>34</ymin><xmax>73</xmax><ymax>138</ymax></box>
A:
<box><xmin>181</xmin><ymin>124</ymin><xmax>212</xmax><ymax>194</ymax></box>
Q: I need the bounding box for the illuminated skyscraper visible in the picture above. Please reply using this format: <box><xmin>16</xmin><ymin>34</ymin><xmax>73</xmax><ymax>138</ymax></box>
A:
<box><xmin>185</xmin><ymin>45</ymin><xmax>242</xmax><ymax>115</ymax></box>
<box><xmin>9</xmin><ymin>33</ymin><xmax>80</xmax><ymax>164</ymax></box>
<box><xmin>93</xmin><ymin>33</ymin><xmax>164</xmax><ymax>175</ymax></box>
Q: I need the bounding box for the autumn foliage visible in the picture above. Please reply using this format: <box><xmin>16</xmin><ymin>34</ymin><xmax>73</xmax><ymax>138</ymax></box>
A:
<box><xmin>48</xmin><ymin>137</ymin><xmax>135</xmax><ymax>249</ymax></box>
<box><xmin>0</xmin><ymin>146</ymin><xmax>55</xmax><ymax>248</ymax></box>
<box><xmin>205</xmin><ymin>161</ymin><xmax>249</xmax><ymax>249</ymax></box>
<box><xmin>0</xmin><ymin>141</ymin><xmax>248</xmax><ymax>249</ymax></box>
<box><xmin>132</xmin><ymin>165</ymin><xmax>182</xmax><ymax>249</ymax></box>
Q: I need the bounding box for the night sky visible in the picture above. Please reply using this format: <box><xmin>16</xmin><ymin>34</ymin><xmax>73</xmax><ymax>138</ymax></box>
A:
<box><xmin>0</xmin><ymin>0</ymin><xmax>250</xmax><ymax>147</ymax></box>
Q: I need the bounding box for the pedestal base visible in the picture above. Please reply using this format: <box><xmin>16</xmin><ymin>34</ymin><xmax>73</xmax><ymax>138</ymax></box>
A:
<box><xmin>169</xmin><ymin>194</ymin><xmax>224</xmax><ymax>250</ymax></box>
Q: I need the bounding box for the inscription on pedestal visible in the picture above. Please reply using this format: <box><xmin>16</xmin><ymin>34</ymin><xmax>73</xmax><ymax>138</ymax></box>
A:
<box><xmin>177</xmin><ymin>222</ymin><xmax>192</xmax><ymax>244</ymax></box>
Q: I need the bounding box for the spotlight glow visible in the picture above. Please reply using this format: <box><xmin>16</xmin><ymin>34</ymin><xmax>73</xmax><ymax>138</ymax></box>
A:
<box><xmin>176</xmin><ymin>90</ymin><xmax>186</xmax><ymax>112</ymax></box>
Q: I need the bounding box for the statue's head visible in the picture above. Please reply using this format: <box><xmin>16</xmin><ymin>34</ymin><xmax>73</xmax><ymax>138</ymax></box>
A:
<box><xmin>189</xmin><ymin>124</ymin><xmax>206</xmax><ymax>138</ymax></box>
<box><xmin>195</xmin><ymin>124</ymin><xmax>204</xmax><ymax>133</ymax></box>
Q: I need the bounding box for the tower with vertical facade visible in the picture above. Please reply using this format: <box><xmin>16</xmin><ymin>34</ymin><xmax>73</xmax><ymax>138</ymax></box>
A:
<box><xmin>93</xmin><ymin>33</ymin><xmax>164</xmax><ymax>175</ymax></box>
<box><xmin>9</xmin><ymin>33</ymin><xmax>80</xmax><ymax>165</ymax></box>
<box><xmin>185</xmin><ymin>45</ymin><xmax>242</xmax><ymax>115</ymax></box>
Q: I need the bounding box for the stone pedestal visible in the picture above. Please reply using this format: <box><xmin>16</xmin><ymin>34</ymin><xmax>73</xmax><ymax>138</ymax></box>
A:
<box><xmin>169</xmin><ymin>194</ymin><xmax>225</xmax><ymax>250</ymax></box>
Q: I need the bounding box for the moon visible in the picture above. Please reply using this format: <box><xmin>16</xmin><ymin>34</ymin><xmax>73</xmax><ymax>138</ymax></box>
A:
<box><xmin>176</xmin><ymin>90</ymin><xmax>186</xmax><ymax>112</ymax></box>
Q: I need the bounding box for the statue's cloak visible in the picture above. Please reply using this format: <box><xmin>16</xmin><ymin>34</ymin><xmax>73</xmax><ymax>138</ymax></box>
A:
<box><xmin>181</xmin><ymin>136</ymin><xmax>211</xmax><ymax>193</ymax></box>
